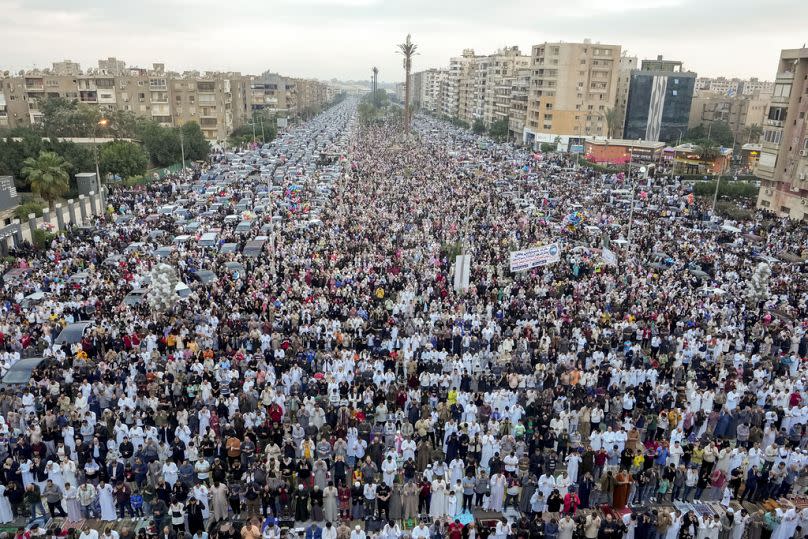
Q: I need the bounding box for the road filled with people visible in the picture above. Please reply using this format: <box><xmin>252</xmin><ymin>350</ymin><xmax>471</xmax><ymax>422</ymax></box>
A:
<box><xmin>0</xmin><ymin>98</ymin><xmax>806</xmax><ymax>539</ymax></box>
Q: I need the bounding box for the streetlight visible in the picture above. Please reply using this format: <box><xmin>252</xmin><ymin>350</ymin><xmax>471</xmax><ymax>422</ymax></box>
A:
<box><xmin>93</xmin><ymin>117</ymin><xmax>109</xmax><ymax>208</ymax></box>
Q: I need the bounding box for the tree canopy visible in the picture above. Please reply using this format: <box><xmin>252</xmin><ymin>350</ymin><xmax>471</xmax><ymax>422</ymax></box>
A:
<box><xmin>99</xmin><ymin>140</ymin><xmax>149</xmax><ymax>179</ymax></box>
<box><xmin>488</xmin><ymin>117</ymin><xmax>509</xmax><ymax>142</ymax></box>
<box><xmin>21</xmin><ymin>151</ymin><xmax>71</xmax><ymax>210</ymax></box>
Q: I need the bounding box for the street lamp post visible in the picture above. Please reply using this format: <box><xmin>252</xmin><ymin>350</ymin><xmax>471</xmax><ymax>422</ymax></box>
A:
<box><xmin>93</xmin><ymin>117</ymin><xmax>109</xmax><ymax>209</ymax></box>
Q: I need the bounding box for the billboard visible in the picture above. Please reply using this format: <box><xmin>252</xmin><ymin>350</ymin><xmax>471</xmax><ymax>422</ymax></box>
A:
<box><xmin>0</xmin><ymin>176</ymin><xmax>19</xmax><ymax>212</ymax></box>
<box><xmin>509</xmin><ymin>243</ymin><xmax>560</xmax><ymax>272</ymax></box>
<box><xmin>453</xmin><ymin>254</ymin><xmax>472</xmax><ymax>291</ymax></box>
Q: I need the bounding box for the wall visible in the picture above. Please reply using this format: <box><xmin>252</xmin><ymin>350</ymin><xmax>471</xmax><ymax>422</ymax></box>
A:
<box><xmin>0</xmin><ymin>191</ymin><xmax>104</xmax><ymax>254</ymax></box>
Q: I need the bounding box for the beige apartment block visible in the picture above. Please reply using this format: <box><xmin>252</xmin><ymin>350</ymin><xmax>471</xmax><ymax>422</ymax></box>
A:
<box><xmin>411</xmin><ymin>68</ymin><xmax>448</xmax><ymax>114</ymax></box>
<box><xmin>688</xmin><ymin>93</ymin><xmax>770</xmax><ymax>138</ymax></box>
<box><xmin>523</xmin><ymin>40</ymin><xmax>621</xmax><ymax>147</ymax></box>
<box><xmin>480</xmin><ymin>47</ymin><xmax>531</xmax><ymax>127</ymax></box>
<box><xmin>507</xmin><ymin>70</ymin><xmax>531</xmax><ymax>142</ymax></box>
<box><xmin>1</xmin><ymin>61</ymin><xmax>331</xmax><ymax>141</ymax></box>
<box><xmin>443</xmin><ymin>49</ymin><xmax>477</xmax><ymax>119</ymax></box>
<box><xmin>755</xmin><ymin>47</ymin><xmax>808</xmax><ymax>220</ymax></box>
<box><xmin>51</xmin><ymin>60</ymin><xmax>82</xmax><ymax>76</ymax></box>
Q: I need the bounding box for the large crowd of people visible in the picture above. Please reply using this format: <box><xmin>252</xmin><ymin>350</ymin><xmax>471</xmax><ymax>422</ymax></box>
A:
<box><xmin>0</xmin><ymin>99</ymin><xmax>806</xmax><ymax>539</ymax></box>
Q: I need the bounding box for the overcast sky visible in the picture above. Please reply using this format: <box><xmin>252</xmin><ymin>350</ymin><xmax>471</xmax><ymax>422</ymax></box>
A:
<box><xmin>3</xmin><ymin>0</ymin><xmax>806</xmax><ymax>82</ymax></box>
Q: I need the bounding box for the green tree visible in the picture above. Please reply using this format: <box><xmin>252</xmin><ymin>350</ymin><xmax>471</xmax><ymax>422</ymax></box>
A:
<box><xmin>40</xmin><ymin>98</ymin><xmax>102</xmax><ymax>137</ymax></box>
<box><xmin>741</xmin><ymin>123</ymin><xmax>762</xmax><ymax>144</ymax></box>
<box><xmin>489</xmin><ymin>117</ymin><xmax>509</xmax><ymax>142</ymax></box>
<box><xmin>685</xmin><ymin>122</ymin><xmax>734</xmax><ymax>147</ymax></box>
<box><xmin>472</xmin><ymin>119</ymin><xmax>486</xmax><ymax>135</ymax></box>
<box><xmin>21</xmin><ymin>151</ymin><xmax>71</xmax><ymax>210</ymax></box>
<box><xmin>397</xmin><ymin>34</ymin><xmax>418</xmax><ymax>133</ymax></box>
<box><xmin>540</xmin><ymin>142</ymin><xmax>555</xmax><ymax>153</ymax></box>
<box><xmin>180</xmin><ymin>122</ymin><xmax>211</xmax><ymax>162</ymax></box>
<box><xmin>603</xmin><ymin>107</ymin><xmax>620</xmax><ymax>138</ymax></box>
<box><xmin>45</xmin><ymin>140</ymin><xmax>94</xmax><ymax>180</ymax></box>
<box><xmin>99</xmin><ymin>141</ymin><xmax>148</xmax><ymax>179</ymax></box>
<box><xmin>229</xmin><ymin>117</ymin><xmax>277</xmax><ymax>147</ymax></box>
<box><xmin>138</xmin><ymin>120</ymin><xmax>181</xmax><ymax>167</ymax></box>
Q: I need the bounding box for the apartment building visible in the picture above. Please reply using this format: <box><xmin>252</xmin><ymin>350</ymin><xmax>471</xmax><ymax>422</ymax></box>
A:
<box><xmin>623</xmin><ymin>56</ymin><xmax>696</xmax><ymax>143</ymax></box>
<box><xmin>0</xmin><ymin>60</ymin><xmax>331</xmax><ymax>141</ymax></box>
<box><xmin>614</xmin><ymin>54</ymin><xmax>638</xmax><ymax>138</ymax></box>
<box><xmin>507</xmin><ymin>70</ymin><xmax>531</xmax><ymax>142</ymax></box>
<box><xmin>695</xmin><ymin>76</ymin><xmax>774</xmax><ymax>96</ymax></box>
<box><xmin>755</xmin><ymin>47</ymin><xmax>808</xmax><ymax>220</ymax></box>
<box><xmin>250</xmin><ymin>71</ymin><xmax>298</xmax><ymax>119</ymax></box>
<box><xmin>480</xmin><ymin>47</ymin><xmax>531</xmax><ymax>127</ymax></box>
<box><xmin>443</xmin><ymin>50</ymin><xmax>478</xmax><ymax>119</ymax></box>
<box><xmin>688</xmin><ymin>93</ymin><xmax>770</xmax><ymax>138</ymax></box>
<box><xmin>97</xmin><ymin>57</ymin><xmax>127</xmax><ymax>76</ymax></box>
<box><xmin>523</xmin><ymin>40</ymin><xmax>621</xmax><ymax>149</ymax></box>
<box><xmin>51</xmin><ymin>60</ymin><xmax>81</xmax><ymax>76</ymax></box>
<box><xmin>295</xmin><ymin>78</ymin><xmax>330</xmax><ymax>114</ymax></box>
<box><xmin>0</xmin><ymin>63</ymin><xmax>251</xmax><ymax>140</ymax></box>
<box><xmin>411</xmin><ymin>68</ymin><xmax>447</xmax><ymax>113</ymax></box>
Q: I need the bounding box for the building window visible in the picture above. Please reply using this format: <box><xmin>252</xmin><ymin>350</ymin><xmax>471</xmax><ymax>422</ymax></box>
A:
<box><xmin>768</xmin><ymin>107</ymin><xmax>787</xmax><ymax>121</ymax></box>
<box><xmin>774</xmin><ymin>84</ymin><xmax>791</xmax><ymax>98</ymax></box>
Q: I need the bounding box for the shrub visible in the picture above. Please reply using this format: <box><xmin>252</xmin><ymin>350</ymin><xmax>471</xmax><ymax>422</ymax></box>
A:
<box><xmin>715</xmin><ymin>200</ymin><xmax>754</xmax><ymax>221</ymax></box>
<box><xmin>692</xmin><ymin>180</ymin><xmax>758</xmax><ymax>200</ymax></box>
<box><xmin>14</xmin><ymin>201</ymin><xmax>45</xmax><ymax>220</ymax></box>
<box><xmin>32</xmin><ymin>228</ymin><xmax>57</xmax><ymax>249</ymax></box>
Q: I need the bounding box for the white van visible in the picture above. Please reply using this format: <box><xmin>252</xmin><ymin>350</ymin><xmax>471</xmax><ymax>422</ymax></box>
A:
<box><xmin>198</xmin><ymin>232</ymin><xmax>218</xmax><ymax>247</ymax></box>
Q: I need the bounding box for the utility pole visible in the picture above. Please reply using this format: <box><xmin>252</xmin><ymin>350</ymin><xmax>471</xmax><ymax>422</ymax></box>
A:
<box><xmin>626</xmin><ymin>149</ymin><xmax>636</xmax><ymax>244</ymax></box>
<box><xmin>93</xmin><ymin>117</ymin><xmax>108</xmax><ymax>208</ymax></box>
<box><xmin>180</xmin><ymin>128</ymin><xmax>186</xmax><ymax>170</ymax></box>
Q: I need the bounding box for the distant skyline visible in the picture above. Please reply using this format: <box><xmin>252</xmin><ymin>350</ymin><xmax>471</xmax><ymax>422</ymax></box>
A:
<box><xmin>2</xmin><ymin>0</ymin><xmax>806</xmax><ymax>82</ymax></box>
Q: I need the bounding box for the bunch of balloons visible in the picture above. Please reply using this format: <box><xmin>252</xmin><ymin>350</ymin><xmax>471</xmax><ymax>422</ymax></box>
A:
<box><xmin>147</xmin><ymin>263</ymin><xmax>179</xmax><ymax>312</ymax></box>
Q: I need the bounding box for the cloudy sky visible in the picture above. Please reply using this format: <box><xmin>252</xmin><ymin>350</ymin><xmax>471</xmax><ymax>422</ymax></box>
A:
<box><xmin>3</xmin><ymin>0</ymin><xmax>806</xmax><ymax>82</ymax></box>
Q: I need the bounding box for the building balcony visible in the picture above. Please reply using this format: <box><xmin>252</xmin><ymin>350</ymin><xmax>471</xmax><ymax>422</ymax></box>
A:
<box><xmin>764</xmin><ymin>119</ymin><xmax>784</xmax><ymax>128</ymax></box>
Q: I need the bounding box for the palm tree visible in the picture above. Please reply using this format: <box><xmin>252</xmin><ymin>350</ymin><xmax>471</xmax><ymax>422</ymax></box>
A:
<box><xmin>21</xmin><ymin>151</ymin><xmax>71</xmax><ymax>211</ymax></box>
<box><xmin>397</xmin><ymin>34</ymin><xmax>418</xmax><ymax>133</ymax></box>
<box><xmin>603</xmin><ymin>107</ymin><xmax>620</xmax><ymax>139</ymax></box>
<box><xmin>372</xmin><ymin>67</ymin><xmax>379</xmax><ymax>107</ymax></box>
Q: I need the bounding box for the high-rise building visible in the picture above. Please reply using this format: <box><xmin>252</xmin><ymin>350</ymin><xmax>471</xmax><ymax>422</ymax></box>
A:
<box><xmin>411</xmin><ymin>68</ymin><xmax>447</xmax><ymax>114</ymax></box>
<box><xmin>755</xmin><ymin>47</ymin><xmax>808</xmax><ymax>220</ymax></box>
<box><xmin>614</xmin><ymin>54</ymin><xmax>638</xmax><ymax>138</ymax></box>
<box><xmin>523</xmin><ymin>40</ymin><xmax>622</xmax><ymax>148</ymax></box>
<box><xmin>480</xmin><ymin>47</ymin><xmax>531</xmax><ymax>127</ymax></box>
<box><xmin>443</xmin><ymin>49</ymin><xmax>478</xmax><ymax>119</ymax></box>
<box><xmin>507</xmin><ymin>69</ymin><xmax>531</xmax><ymax>142</ymax></box>
<box><xmin>623</xmin><ymin>55</ymin><xmax>696</xmax><ymax>143</ymax></box>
